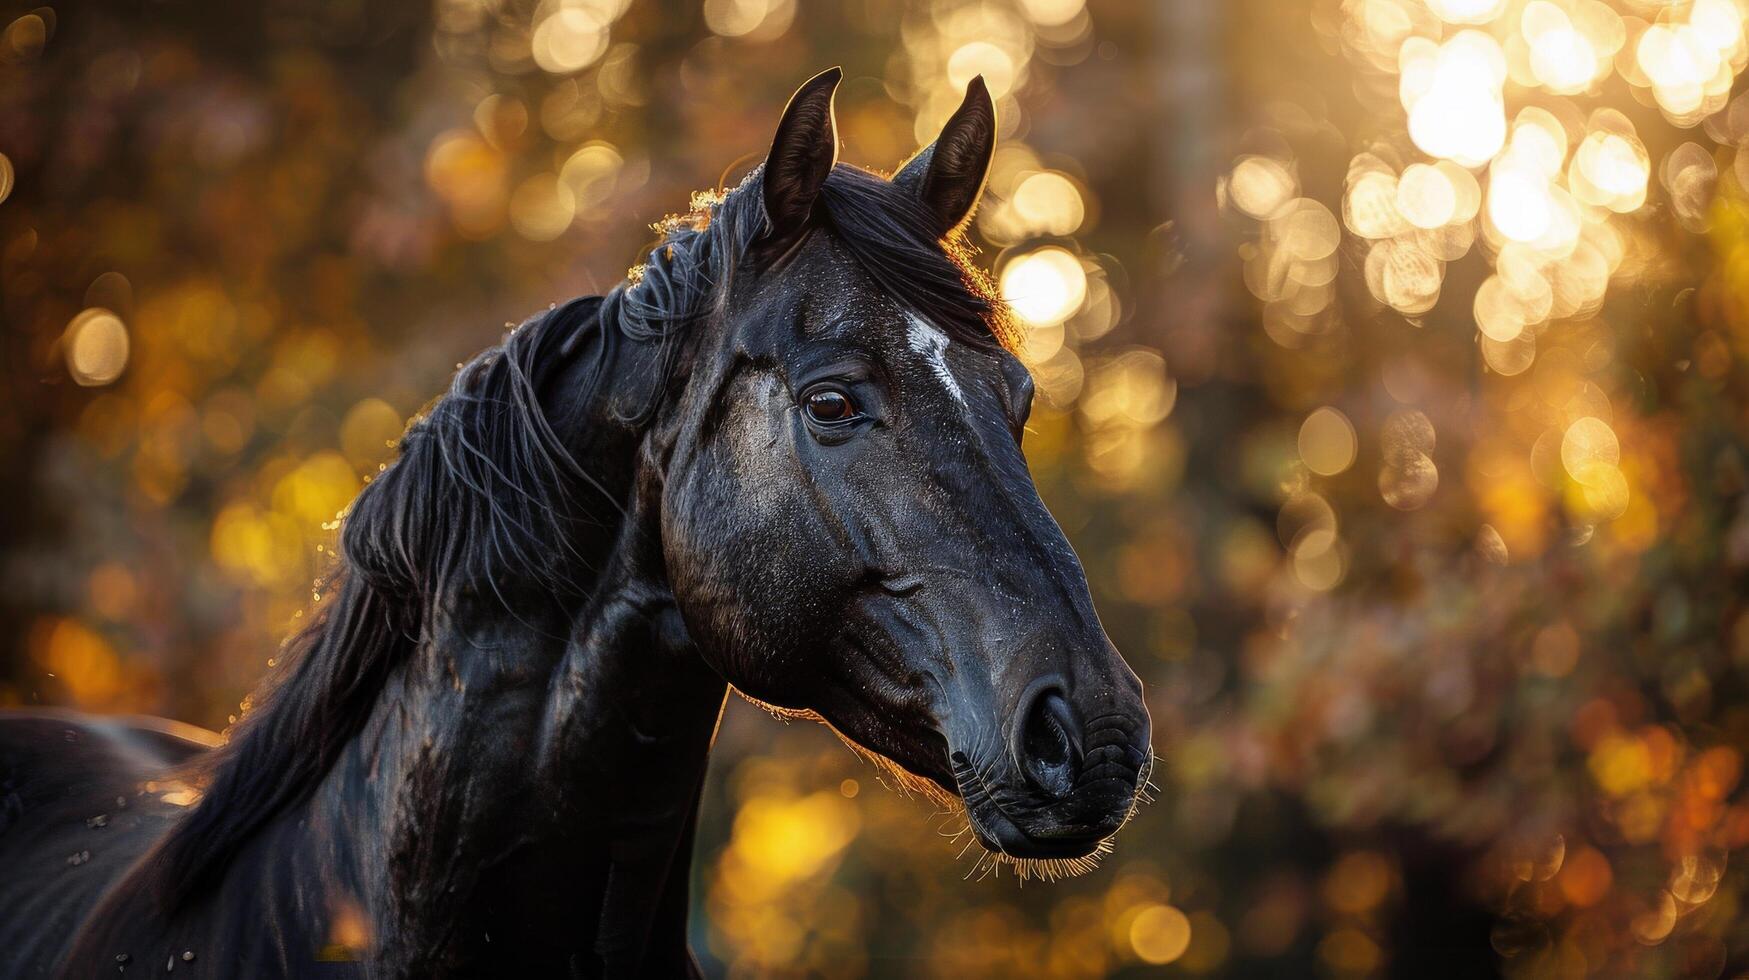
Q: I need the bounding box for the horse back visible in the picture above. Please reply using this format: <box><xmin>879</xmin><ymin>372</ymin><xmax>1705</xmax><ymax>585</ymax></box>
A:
<box><xmin>0</xmin><ymin>709</ymin><xmax>218</xmax><ymax>978</ymax></box>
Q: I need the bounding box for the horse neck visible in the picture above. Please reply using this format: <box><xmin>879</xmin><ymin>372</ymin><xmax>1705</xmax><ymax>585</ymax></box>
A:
<box><xmin>307</xmin><ymin>552</ymin><xmax>723</xmax><ymax>975</ymax></box>
<box><xmin>304</xmin><ymin>306</ymin><xmax>725</xmax><ymax>974</ymax></box>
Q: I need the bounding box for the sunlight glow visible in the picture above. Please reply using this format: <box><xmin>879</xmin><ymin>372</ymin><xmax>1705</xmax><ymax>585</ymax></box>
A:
<box><xmin>1524</xmin><ymin>2</ymin><xmax>1602</xmax><ymax>94</ymax></box>
<box><xmin>1001</xmin><ymin>246</ymin><xmax>1087</xmax><ymax>327</ymax></box>
<box><xmin>1402</xmin><ymin>31</ymin><xmax>1508</xmax><ymax>167</ymax></box>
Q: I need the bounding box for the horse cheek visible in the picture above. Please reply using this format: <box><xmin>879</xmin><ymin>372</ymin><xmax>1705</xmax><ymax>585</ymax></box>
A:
<box><xmin>662</xmin><ymin>373</ymin><xmax>802</xmax><ymax>694</ymax></box>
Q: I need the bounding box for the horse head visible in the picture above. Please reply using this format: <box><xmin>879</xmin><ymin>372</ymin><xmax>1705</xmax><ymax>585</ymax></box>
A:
<box><xmin>649</xmin><ymin>69</ymin><xmax>1153</xmax><ymax>873</ymax></box>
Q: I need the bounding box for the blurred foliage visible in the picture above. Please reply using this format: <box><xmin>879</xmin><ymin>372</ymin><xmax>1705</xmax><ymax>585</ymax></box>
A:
<box><xmin>4</xmin><ymin>0</ymin><xmax>1749</xmax><ymax>976</ymax></box>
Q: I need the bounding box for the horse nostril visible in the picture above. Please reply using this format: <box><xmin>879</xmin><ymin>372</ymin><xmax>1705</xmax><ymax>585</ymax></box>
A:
<box><xmin>1018</xmin><ymin>687</ymin><xmax>1082</xmax><ymax>798</ymax></box>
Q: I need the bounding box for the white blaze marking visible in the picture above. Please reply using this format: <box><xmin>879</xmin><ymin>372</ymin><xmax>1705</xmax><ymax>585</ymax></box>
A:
<box><xmin>905</xmin><ymin>313</ymin><xmax>965</xmax><ymax>406</ymax></box>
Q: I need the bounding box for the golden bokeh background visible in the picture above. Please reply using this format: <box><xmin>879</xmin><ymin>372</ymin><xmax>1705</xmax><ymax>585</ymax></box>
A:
<box><xmin>3</xmin><ymin>0</ymin><xmax>1749</xmax><ymax>975</ymax></box>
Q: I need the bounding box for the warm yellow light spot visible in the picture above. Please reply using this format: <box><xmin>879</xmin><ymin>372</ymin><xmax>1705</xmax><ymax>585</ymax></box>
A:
<box><xmin>339</xmin><ymin>398</ymin><xmax>404</xmax><ymax>470</ymax></box>
<box><xmin>1343</xmin><ymin>170</ymin><xmax>1405</xmax><ymax>240</ymax></box>
<box><xmin>64</xmin><ymin>308</ymin><xmax>130</xmax><ymax>387</ymax></box>
<box><xmin>1015</xmin><ymin>0</ymin><xmax>1085</xmax><ymax>28</ymax></box>
<box><xmin>1382</xmin><ymin>409</ymin><xmax>1435</xmax><ymax>460</ymax></box>
<box><xmin>728</xmin><ymin>790</ymin><xmax>860</xmax><ymax>884</ymax></box>
<box><xmin>1081</xmin><ymin>349</ymin><xmax>1176</xmax><ymax>427</ymax></box>
<box><xmin>540</xmin><ymin>79</ymin><xmax>604</xmax><ymax>142</ymax></box>
<box><xmin>1488</xmin><ymin>168</ymin><xmax>1552</xmax><ymax>243</ymax></box>
<box><xmin>1571</xmin><ymin>129</ymin><xmax>1649</xmax><ymax>212</ymax></box>
<box><xmin>1424</xmin><ymin>0</ymin><xmax>1505</xmax><ymax>24</ymax></box>
<box><xmin>1692</xmin><ymin>0</ymin><xmax>1745</xmax><ymax>45</ymax></box>
<box><xmin>1292</xmin><ymin>527</ymin><xmax>1346</xmax><ymax>591</ymax></box>
<box><xmin>531</xmin><ymin>9</ymin><xmax>610</xmax><ymax>73</ymax></box>
<box><xmin>1631</xmin><ymin>891</ymin><xmax>1678</xmax><ymax>945</ymax></box>
<box><xmin>1524</xmin><ymin>2</ymin><xmax>1601</xmax><ymax>94</ymax></box>
<box><xmin>1129</xmin><ymin>904</ymin><xmax>1192</xmax><ymax>964</ymax></box>
<box><xmin>1636</xmin><ymin>19</ymin><xmax>1731</xmax><ymax>118</ymax></box>
<box><xmin>87</xmin><ymin>562</ymin><xmax>138</xmax><ymax>621</ymax></box>
<box><xmin>1229</xmin><ymin>155</ymin><xmax>1297</xmax><ymax>220</ymax></box>
<box><xmin>947</xmin><ymin>41</ymin><xmax>1018</xmax><ymax>98</ymax></box>
<box><xmin>1436</xmin><ymin>161</ymin><xmax>1482</xmax><ymax>222</ymax></box>
<box><xmin>1476</xmin><ymin>523</ymin><xmax>1509</xmax><ymax>564</ymax></box>
<box><xmin>1001</xmin><ymin>247</ymin><xmax>1087</xmax><ymax>327</ymax></box>
<box><xmin>1010</xmin><ymin>171</ymin><xmax>1084</xmax><ymax>235</ymax></box>
<box><xmin>1324</xmin><ymin>851</ymin><xmax>1393</xmax><ymax>914</ymax></box>
<box><xmin>473</xmin><ymin>94</ymin><xmax>528</xmax><ymax>150</ymax></box>
<box><xmin>275</xmin><ymin>453</ymin><xmax>362</xmax><ymax>527</ymax></box>
<box><xmin>211</xmin><ymin>503</ymin><xmax>277</xmax><ymax>584</ymax></box>
<box><xmin>1560</xmin><ymin>416</ymin><xmax>1619</xmax><ymax>480</ymax></box>
<box><xmin>571</xmin><ymin>0</ymin><xmax>633</xmax><ymax>18</ymax></box>
<box><xmin>508</xmin><ymin>173</ymin><xmax>578</xmax><ymax>241</ymax></box>
<box><xmin>1040</xmin><ymin>346</ymin><xmax>1087</xmax><ymax>407</ymax></box>
<box><xmin>4</xmin><ymin>13</ymin><xmax>46</xmax><ymax>60</ymax></box>
<box><xmin>1380</xmin><ymin>452</ymin><xmax>1438</xmax><ymax>510</ymax></box>
<box><xmin>1559</xmin><ymin>846</ymin><xmax>1613</xmax><ymax>906</ymax></box>
<box><xmin>425</xmin><ymin>130</ymin><xmax>508</xmax><ymax>236</ymax></box>
<box><xmin>1533</xmin><ymin>183</ymin><xmax>1582</xmax><ymax>254</ymax></box>
<box><xmin>32</xmin><ymin>618</ymin><xmax>124</xmax><ymax>708</ymax></box>
<box><xmin>1403</xmin><ymin>31</ymin><xmax>1508</xmax><ymax>166</ymax></box>
<box><xmin>1354</xmin><ymin>0</ymin><xmax>1414</xmax><ymax>70</ymax></box>
<box><xmin>1278</xmin><ymin>491</ymin><xmax>1337</xmax><ymax>552</ymax></box>
<box><xmin>1365</xmin><ymin>238</ymin><xmax>1442</xmax><ymax>314</ymax></box>
<box><xmin>1670</xmin><ymin>854</ymin><xmax>1725</xmax><ymax>906</ymax></box>
<box><xmin>559</xmin><ymin>141</ymin><xmax>624</xmax><ymax>210</ymax></box>
<box><xmin>1298</xmin><ymin>407</ymin><xmax>1357</xmax><ymax>476</ymax></box>
<box><xmin>1531</xmin><ymin>622</ymin><xmax>1580</xmax><ymax>677</ymax></box>
<box><xmin>1395</xmin><ymin>163</ymin><xmax>1457</xmax><ymax>229</ymax></box>
<box><xmin>1508</xmin><ymin>109</ymin><xmax>1568</xmax><ymax>177</ymax></box>
<box><xmin>1589</xmin><ymin>732</ymin><xmax>1652</xmax><ymax>796</ymax></box>
<box><xmin>1571</xmin><ymin>461</ymin><xmax>1629</xmax><ymax>521</ymax></box>
<box><xmin>1276</xmin><ymin>198</ymin><xmax>1341</xmax><ymax>262</ymax></box>
<box><xmin>1319</xmin><ymin>928</ymin><xmax>1383</xmax><ymax>974</ymax></box>
<box><xmin>158</xmin><ymin>786</ymin><xmax>201</xmax><ymax>807</ymax></box>
<box><xmin>704</xmin><ymin>0</ymin><xmax>796</xmax><ymax>41</ymax></box>
<box><xmin>0</xmin><ymin>151</ymin><xmax>12</xmax><ymax>205</ymax></box>
<box><xmin>1180</xmin><ymin>911</ymin><xmax>1232</xmax><ymax>972</ymax></box>
<box><xmin>1474</xmin><ymin>275</ymin><xmax>1527</xmax><ymax>342</ymax></box>
<box><xmin>319</xmin><ymin>897</ymin><xmax>372</xmax><ymax>962</ymax></box>
<box><xmin>1663</xmin><ymin>142</ymin><xmax>1719</xmax><ymax>232</ymax></box>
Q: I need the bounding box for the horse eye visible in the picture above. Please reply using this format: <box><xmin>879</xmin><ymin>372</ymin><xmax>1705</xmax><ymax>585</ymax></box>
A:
<box><xmin>802</xmin><ymin>387</ymin><xmax>859</xmax><ymax>425</ymax></box>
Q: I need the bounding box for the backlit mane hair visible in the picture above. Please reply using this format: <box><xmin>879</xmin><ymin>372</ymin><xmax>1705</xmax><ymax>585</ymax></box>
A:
<box><xmin>145</xmin><ymin>162</ymin><xmax>1014</xmax><ymax>909</ymax></box>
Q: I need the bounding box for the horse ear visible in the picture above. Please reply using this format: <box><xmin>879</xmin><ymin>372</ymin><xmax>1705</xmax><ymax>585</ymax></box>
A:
<box><xmin>893</xmin><ymin>76</ymin><xmax>996</xmax><ymax>237</ymax></box>
<box><xmin>760</xmin><ymin>67</ymin><xmax>842</xmax><ymax>247</ymax></box>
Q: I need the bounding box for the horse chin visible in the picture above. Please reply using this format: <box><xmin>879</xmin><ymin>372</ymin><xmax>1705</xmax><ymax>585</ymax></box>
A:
<box><xmin>956</xmin><ymin>796</ymin><xmax>1124</xmax><ymax>883</ymax></box>
<box><xmin>951</xmin><ymin>748</ymin><xmax>1156</xmax><ymax>883</ymax></box>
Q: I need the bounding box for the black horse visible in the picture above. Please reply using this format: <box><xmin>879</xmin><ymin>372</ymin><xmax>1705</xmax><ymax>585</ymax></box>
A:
<box><xmin>0</xmin><ymin>69</ymin><xmax>1152</xmax><ymax>978</ymax></box>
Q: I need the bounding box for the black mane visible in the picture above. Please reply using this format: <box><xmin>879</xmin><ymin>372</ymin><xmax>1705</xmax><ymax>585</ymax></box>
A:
<box><xmin>147</xmin><ymin>162</ymin><xmax>1010</xmax><ymax>909</ymax></box>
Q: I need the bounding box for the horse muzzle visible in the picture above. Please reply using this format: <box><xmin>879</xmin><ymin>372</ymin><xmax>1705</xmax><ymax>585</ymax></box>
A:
<box><xmin>951</xmin><ymin>686</ymin><xmax>1151</xmax><ymax>860</ymax></box>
